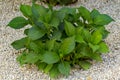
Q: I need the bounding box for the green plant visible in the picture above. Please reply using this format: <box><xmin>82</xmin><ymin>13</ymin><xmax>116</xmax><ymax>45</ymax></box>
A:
<box><xmin>7</xmin><ymin>3</ymin><xmax>114</xmax><ymax>78</ymax></box>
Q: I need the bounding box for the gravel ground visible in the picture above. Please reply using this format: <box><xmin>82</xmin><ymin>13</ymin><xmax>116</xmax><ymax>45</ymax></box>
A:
<box><xmin>0</xmin><ymin>0</ymin><xmax>120</xmax><ymax>80</ymax></box>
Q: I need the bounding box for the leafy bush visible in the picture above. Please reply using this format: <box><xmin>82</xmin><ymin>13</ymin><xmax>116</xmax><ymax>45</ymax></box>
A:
<box><xmin>38</xmin><ymin>0</ymin><xmax>78</xmax><ymax>5</ymax></box>
<box><xmin>7</xmin><ymin>3</ymin><xmax>114</xmax><ymax>78</ymax></box>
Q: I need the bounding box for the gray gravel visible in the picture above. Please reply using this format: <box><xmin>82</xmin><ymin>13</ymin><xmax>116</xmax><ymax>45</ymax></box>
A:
<box><xmin>0</xmin><ymin>0</ymin><xmax>120</xmax><ymax>80</ymax></box>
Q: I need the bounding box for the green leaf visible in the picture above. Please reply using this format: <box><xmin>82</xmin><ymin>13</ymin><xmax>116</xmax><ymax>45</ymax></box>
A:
<box><xmin>75</xmin><ymin>35</ymin><xmax>85</xmax><ymax>43</ymax></box>
<box><xmin>20</xmin><ymin>5</ymin><xmax>32</xmax><ymax>17</ymax></box>
<box><xmin>82</xmin><ymin>29</ymin><xmax>91</xmax><ymax>42</ymax></box>
<box><xmin>11</xmin><ymin>37</ymin><xmax>28</xmax><ymax>50</ymax></box>
<box><xmin>98</xmin><ymin>27</ymin><xmax>110</xmax><ymax>39</ymax></box>
<box><xmin>50</xmin><ymin>16</ymin><xmax>60</xmax><ymax>28</ymax></box>
<box><xmin>28</xmin><ymin>27</ymin><xmax>45</xmax><ymax>40</ymax></box>
<box><xmin>24</xmin><ymin>28</ymin><xmax>29</xmax><ymax>35</ymax></box>
<box><xmin>79</xmin><ymin>44</ymin><xmax>91</xmax><ymax>57</ymax></box>
<box><xmin>34</xmin><ymin>40</ymin><xmax>45</xmax><ymax>53</ymax></box>
<box><xmin>32</xmin><ymin>4</ymin><xmax>48</xmax><ymax>20</ymax></box>
<box><xmin>55</xmin><ymin>11</ymin><xmax>65</xmax><ymax>22</ymax></box>
<box><xmin>51</xmin><ymin>30</ymin><xmax>62</xmax><ymax>40</ymax></box>
<box><xmin>59</xmin><ymin>36</ymin><xmax>75</xmax><ymax>55</ymax></box>
<box><xmin>44</xmin><ymin>64</ymin><xmax>53</xmax><ymax>73</ymax></box>
<box><xmin>29</xmin><ymin>42</ymin><xmax>40</xmax><ymax>52</ymax></box>
<box><xmin>57</xmin><ymin>7</ymin><xmax>76</xmax><ymax>21</ymax></box>
<box><xmin>88</xmin><ymin>43</ymin><xmax>100</xmax><ymax>53</ymax></box>
<box><xmin>91</xmin><ymin>30</ymin><xmax>102</xmax><ymax>44</ymax></box>
<box><xmin>60</xmin><ymin>7</ymin><xmax>76</xmax><ymax>15</ymax></box>
<box><xmin>17</xmin><ymin>52</ymin><xmax>39</xmax><ymax>65</ymax></box>
<box><xmin>102</xmin><ymin>30</ymin><xmax>110</xmax><ymax>39</ymax></box>
<box><xmin>42</xmin><ymin>51</ymin><xmax>60</xmax><ymax>64</ymax></box>
<box><xmin>7</xmin><ymin>17</ymin><xmax>28</xmax><ymax>29</ymax></box>
<box><xmin>53</xmin><ymin>42</ymin><xmax>61</xmax><ymax>53</ymax></box>
<box><xmin>64</xmin><ymin>20</ymin><xmax>75</xmax><ymax>36</ymax></box>
<box><xmin>24</xmin><ymin>52</ymin><xmax>39</xmax><ymax>64</ymax></box>
<box><xmin>89</xmin><ymin>52</ymin><xmax>102</xmax><ymax>61</ymax></box>
<box><xmin>78</xmin><ymin>6</ymin><xmax>92</xmax><ymax>23</ymax></box>
<box><xmin>38</xmin><ymin>62</ymin><xmax>47</xmax><ymax>70</ymax></box>
<box><xmin>94</xmin><ymin>14</ymin><xmax>114</xmax><ymax>25</ymax></box>
<box><xmin>44</xmin><ymin>10</ymin><xmax>52</xmax><ymax>23</ymax></box>
<box><xmin>58</xmin><ymin>61</ymin><xmax>70</xmax><ymax>76</ymax></box>
<box><xmin>90</xmin><ymin>9</ymin><xmax>100</xmax><ymax>19</ymax></box>
<box><xmin>46</xmin><ymin>39</ymin><xmax>55</xmax><ymax>51</ymax></box>
<box><xmin>17</xmin><ymin>52</ymin><xmax>27</xmax><ymax>66</ymax></box>
<box><xmin>76</xmin><ymin>27</ymin><xmax>83</xmax><ymax>35</ymax></box>
<box><xmin>49</xmin><ymin>64</ymin><xmax>60</xmax><ymax>78</ymax></box>
<box><xmin>76</xmin><ymin>43</ymin><xmax>101</xmax><ymax>61</ymax></box>
<box><xmin>98</xmin><ymin>42</ymin><xmax>109</xmax><ymax>53</ymax></box>
<box><xmin>79</xmin><ymin>61</ymin><xmax>91</xmax><ymax>70</ymax></box>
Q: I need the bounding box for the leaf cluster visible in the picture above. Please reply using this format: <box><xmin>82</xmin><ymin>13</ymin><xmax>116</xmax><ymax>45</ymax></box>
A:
<box><xmin>7</xmin><ymin>3</ymin><xmax>114</xmax><ymax>78</ymax></box>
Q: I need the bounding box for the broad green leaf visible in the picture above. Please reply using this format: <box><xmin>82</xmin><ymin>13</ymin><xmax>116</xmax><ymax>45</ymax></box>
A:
<box><xmin>58</xmin><ymin>22</ymin><xmax>64</xmax><ymax>32</ymax></box>
<box><xmin>88</xmin><ymin>43</ymin><xmax>100</xmax><ymax>53</ymax></box>
<box><xmin>59</xmin><ymin>36</ymin><xmax>75</xmax><ymax>55</ymax></box>
<box><xmin>49</xmin><ymin>64</ymin><xmax>60</xmax><ymax>78</ymax></box>
<box><xmin>102</xmin><ymin>30</ymin><xmax>110</xmax><ymax>39</ymax></box>
<box><xmin>98</xmin><ymin>27</ymin><xmax>110</xmax><ymax>39</ymax></box>
<box><xmin>46</xmin><ymin>39</ymin><xmax>55</xmax><ymax>51</ymax></box>
<box><xmin>91</xmin><ymin>30</ymin><xmax>102</xmax><ymax>44</ymax></box>
<box><xmin>64</xmin><ymin>20</ymin><xmax>75</xmax><ymax>36</ymax></box>
<box><xmin>29</xmin><ymin>42</ymin><xmax>39</xmax><ymax>52</ymax></box>
<box><xmin>17</xmin><ymin>52</ymin><xmax>27</xmax><ymax>66</ymax></box>
<box><xmin>51</xmin><ymin>30</ymin><xmax>62</xmax><ymax>40</ymax></box>
<box><xmin>38</xmin><ymin>62</ymin><xmax>47</xmax><ymax>70</ymax></box>
<box><xmin>44</xmin><ymin>64</ymin><xmax>53</xmax><ymax>73</ymax></box>
<box><xmin>79</xmin><ymin>61</ymin><xmax>91</xmax><ymax>70</ymax></box>
<box><xmin>32</xmin><ymin>4</ymin><xmax>48</xmax><ymax>20</ymax></box>
<box><xmin>24</xmin><ymin>52</ymin><xmax>39</xmax><ymax>63</ymax></box>
<box><xmin>28</xmin><ymin>27</ymin><xmax>45</xmax><ymax>40</ymax></box>
<box><xmin>44</xmin><ymin>10</ymin><xmax>52</xmax><ymax>23</ymax></box>
<box><xmin>64</xmin><ymin>14</ymin><xmax>75</xmax><ymax>24</ymax></box>
<box><xmin>17</xmin><ymin>52</ymin><xmax>39</xmax><ymax>65</ymax></box>
<box><xmin>60</xmin><ymin>7</ymin><xmax>76</xmax><ymax>15</ymax></box>
<box><xmin>78</xmin><ymin>6</ymin><xmax>92</xmax><ymax>23</ymax></box>
<box><xmin>58</xmin><ymin>61</ymin><xmax>70</xmax><ymax>76</ymax></box>
<box><xmin>34</xmin><ymin>40</ymin><xmax>45</xmax><ymax>53</ymax></box>
<box><xmin>7</xmin><ymin>17</ymin><xmax>28</xmax><ymax>29</ymax></box>
<box><xmin>34</xmin><ymin>21</ymin><xmax>45</xmax><ymax>30</ymax></box>
<box><xmin>89</xmin><ymin>52</ymin><xmax>102</xmax><ymax>61</ymax></box>
<box><xmin>55</xmin><ymin>11</ymin><xmax>65</xmax><ymax>22</ymax></box>
<box><xmin>75</xmin><ymin>53</ymin><xmax>83</xmax><ymax>59</ymax></box>
<box><xmin>101</xmin><ymin>30</ymin><xmax>110</xmax><ymax>39</ymax></box>
<box><xmin>98</xmin><ymin>42</ymin><xmax>109</xmax><ymax>53</ymax></box>
<box><xmin>75</xmin><ymin>35</ymin><xmax>85</xmax><ymax>43</ymax></box>
<box><xmin>20</xmin><ymin>5</ymin><xmax>32</xmax><ymax>17</ymax></box>
<box><xmin>24</xmin><ymin>28</ymin><xmax>29</xmax><ymax>35</ymax></box>
<box><xmin>58</xmin><ymin>7</ymin><xmax>76</xmax><ymax>21</ymax></box>
<box><xmin>90</xmin><ymin>9</ymin><xmax>100</xmax><ymax>19</ymax></box>
<box><xmin>77</xmin><ymin>43</ymin><xmax>101</xmax><ymax>61</ymax></box>
<box><xmin>50</xmin><ymin>16</ymin><xmax>60</xmax><ymax>28</ymax></box>
<box><xmin>53</xmin><ymin>42</ymin><xmax>61</xmax><ymax>53</ymax></box>
<box><xmin>42</xmin><ymin>51</ymin><xmax>60</xmax><ymax>64</ymax></box>
<box><xmin>79</xmin><ymin>44</ymin><xmax>91</xmax><ymax>57</ymax></box>
<box><xmin>82</xmin><ymin>29</ymin><xmax>91</xmax><ymax>42</ymax></box>
<box><xmin>76</xmin><ymin>27</ymin><xmax>83</xmax><ymax>35</ymax></box>
<box><xmin>94</xmin><ymin>14</ymin><xmax>114</xmax><ymax>25</ymax></box>
<box><xmin>11</xmin><ymin>37</ymin><xmax>28</xmax><ymax>50</ymax></box>
<box><xmin>79</xmin><ymin>45</ymin><xmax>101</xmax><ymax>61</ymax></box>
